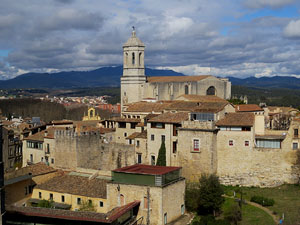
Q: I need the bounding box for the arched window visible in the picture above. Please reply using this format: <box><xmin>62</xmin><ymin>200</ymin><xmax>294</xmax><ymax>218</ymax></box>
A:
<box><xmin>125</xmin><ymin>53</ymin><xmax>128</xmax><ymax>65</ymax></box>
<box><xmin>139</xmin><ymin>52</ymin><xmax>142</xmax><ymax>66</ymax></box>
<box><xmin>120</xmin><ymin>194</ymin><xmax>125</xmax><ymax>206</ymax></box>
<box><xmin>132</xmin><ymin>52</ymin><xmax>135</xmax><ymax>65</ymax></box>
<box><xmin>184</xmin><ymin>85</ymin><xmax>189</xmax><ymax>95</ymax></box>
<box><xmin>206</xmin><ymin>86</ymin><xmax>216</xmax><ymax>95</ymax></box>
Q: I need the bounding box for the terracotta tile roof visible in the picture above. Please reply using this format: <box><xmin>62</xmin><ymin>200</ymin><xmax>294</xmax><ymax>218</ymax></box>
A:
<box><xmin>49</xmin><ymin>120</ymin><xmax>73</xmax><ymax>125</ymax></box>
<box><xmin>216</xmin><ymin>113</ymin><xmax>255</xmax><ymax>127</ymax></box>
<box><xmin>26</xmin><ymin>162</ymin><xmax>57</xmax><ymax>177</ymax></box>
<box><xmin>113</xmin><ymin>117</ymin><xmax>141</xmax><ymax>123</ymax></box>
<box><xmin>136</xmin><ymin>130</ymin><xmax>147</xmax><ymax>139</ymax></box>
<box><xmin>235</xmin><ymin>104</ymin><xmax>263</xmax><ymax>112</ymax></box>
<box><xmin>113</xmin><ymin>164</ymin><xmax>181</xmax><ymax>175</ymax></box>
<box><xmin>6</xmin><ymin>201</ymin><xmax>140</xmax><ymax>223</ymax></box>
<box><xmin>148</xmin><ymin>112</ymin><xmax>189</xmax><ymax>123</ymax></box>
<box><xmin>125</xmin><ymin>101</ymin><xmax>173</xmax><ymax>112</ymax></box>
<box><xmin>126</xmin><ymin>130</ymin><xmax>147</xmax><ymax>139</ymax></box>
<box><xmin>35</xmin><ymin>174</ymin><xmax>107</xmax><ymax>198</ymax></box>
<box><xmin>99</xmin><ymin>127</ymin><xmax>115</xmax><ymax>134</ymax></box>
<box><xmin>125</xmin><ymin>100</ymin><xmax>229</xmax><ymax>113</ymax></box>
<box><xmin>192</xmin><ymin>102</ymin><xmax>229</xmax><ymax>113</ymax></box>
<box><xmin>176</xmin><ymin>94</ymin><xmax>228</xmax><ymax>102</ymax></box>
<box><xmin>147</xmin><ymin>75</ymin><xmax>211</xmax><ymax>83</ymax></box>
<box><xmin>255</xmin><ymin>134</ymin><xmax>285</xmax><ymax>140</ymax></box>
<box><xmin>126</xmin><ymin>132</ymin><xmax>140</xmax><ymax>140</ymax></box>
<box><xmin>25</xmin><ymin>127</ymin><xmax>67</xmax><ymax>141</ymax></box>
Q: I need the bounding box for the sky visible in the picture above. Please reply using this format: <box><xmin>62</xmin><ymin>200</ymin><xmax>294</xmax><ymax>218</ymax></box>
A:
<box><xmin>1</xmin><ymin>0</ymin><xmax>300</xmax><ymax>79</ymax></box>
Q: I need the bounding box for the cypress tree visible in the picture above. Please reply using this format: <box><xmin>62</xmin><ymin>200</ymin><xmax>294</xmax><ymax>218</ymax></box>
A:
<box><xmin>156</xmin><ymin>141</ymin><xmax>166</xmax><ymax>166</ymax></box>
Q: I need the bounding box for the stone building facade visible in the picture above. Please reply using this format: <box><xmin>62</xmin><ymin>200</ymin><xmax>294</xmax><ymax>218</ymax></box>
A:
<box><xmin>121</xmin><ymin>30</ymin><xmax>231</xmax><ymax>110</ymax></box>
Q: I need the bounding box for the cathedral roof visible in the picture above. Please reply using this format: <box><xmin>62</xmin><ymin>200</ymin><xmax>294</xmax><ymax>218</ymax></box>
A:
<box><xmin>147</xmin><ymin>75</ymin><xmax>211</xmax><ymax>83</ymax></box>
<box><xmin>123</xmin><ymin>30</ymin><xmax>145</xmax><ymax>47</ymax></box>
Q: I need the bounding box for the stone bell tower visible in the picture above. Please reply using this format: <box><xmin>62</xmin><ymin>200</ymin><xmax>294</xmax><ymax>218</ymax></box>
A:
<box><xmin>121</xmin><ymin>27</ymin><xmax>146</xmax><ymax>110</ymax></box>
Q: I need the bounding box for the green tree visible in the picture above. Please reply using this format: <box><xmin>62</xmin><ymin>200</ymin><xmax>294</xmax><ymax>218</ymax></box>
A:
<box><xmin>197</xmin><ymin>174</ymin><xmax>224</xmax><ymax>216</ymax></box>
<box><xmin>37</xmin><ymin>199</ymin><xmax>54</xmax><ymax>208</ymax></box>
<box><xmin>156</xmin><ymin>141</ymin><xmax>166</xmax><ymax>166</ymax></box>
<box><xmin>79</xmin><ymin>200</ymin><xmax>96</xmax><ymax>212</ymax></box>
<box><xmin>224</xmin><ymin>203</ymin><xmax>242</xmax><ymax>225</ymax></box>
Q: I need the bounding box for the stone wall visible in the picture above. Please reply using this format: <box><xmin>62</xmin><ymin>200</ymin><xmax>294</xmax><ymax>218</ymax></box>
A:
<box><xmin>217</xmin><ymin>124</ymin><xmax>300</xmax><ymax>187</ymax></box>
<box><xmin>53</xmin><ymin>130</ymin><xmax>135</xmax><ymax>171</ymax></box>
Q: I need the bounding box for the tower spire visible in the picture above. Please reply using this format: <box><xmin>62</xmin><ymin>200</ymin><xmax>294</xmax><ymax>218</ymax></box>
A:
<box><xmin>132</xmin><ymin>26</ymin><xmax>136</xmax><ymax>37</ymax></box>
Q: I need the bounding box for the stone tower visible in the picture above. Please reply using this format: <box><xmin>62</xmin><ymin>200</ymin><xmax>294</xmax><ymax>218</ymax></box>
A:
<box><xmin>121</xmin><ymin>28</ymin><xmax>146</xmax><ymax>110</ymax></box>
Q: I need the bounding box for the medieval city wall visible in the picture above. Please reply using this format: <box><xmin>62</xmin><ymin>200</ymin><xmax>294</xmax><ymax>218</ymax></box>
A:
<box><xmin>217</xmin><ymin>130</ymin><xmax>300</xmax><ymax>187</ymax></box>
<box><xmin>54</xmin><ymin>130</ymin><xmax>135</xmax><ymax>171</ymax></box>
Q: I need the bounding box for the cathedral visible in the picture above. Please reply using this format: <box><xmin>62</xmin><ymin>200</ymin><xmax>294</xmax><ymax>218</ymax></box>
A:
<box><xmin>121</xmin><ymin>29</ymin><xmax>231</xmax><ymax>109</ymax></box>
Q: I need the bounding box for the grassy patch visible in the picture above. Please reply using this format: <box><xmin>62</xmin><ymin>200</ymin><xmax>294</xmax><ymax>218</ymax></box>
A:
<box><xmin>222</xmin><ymin>198</ymin><xmax>276</xmax><ymax>225</ymax></box>
<box><xmin>223</xmin><ymin>184</ymin><xmax>300</xmax><ymax>225</ymax></box>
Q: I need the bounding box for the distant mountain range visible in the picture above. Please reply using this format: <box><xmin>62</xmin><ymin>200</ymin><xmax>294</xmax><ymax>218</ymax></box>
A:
<box><xmin>0</xmin><ymin>66</ymin><xmax>184</xmax><ymax>89</ymax></box>
<box><xmin>0</xmin><ymin>66</ymin><xmax>300</xmax><ymax>89</ymax></box>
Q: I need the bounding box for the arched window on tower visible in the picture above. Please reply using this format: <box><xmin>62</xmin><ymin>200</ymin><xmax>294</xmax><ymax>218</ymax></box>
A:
<box><xmin>125</xmin><ymin>53</ymin><xmax>128</xmax><ymax>65</ymax></box>
<box><xmin>184</xmin><ymin>85</ymin><xmax>189</xmax><ymax>95</ymax></box>
<box><xmin>206</xmin><ymin>86</ymin><xmax>216</xmax><ymax>95</ymax></box>
<box><xmin>139</xmin><ymin>52</ymin><xmax>142</xmax><ymax>66</ymax></box>
<box><xmin>132</xmin><ymin>52</ymin><xmax>135</xmax><ymax>65</ymax></box>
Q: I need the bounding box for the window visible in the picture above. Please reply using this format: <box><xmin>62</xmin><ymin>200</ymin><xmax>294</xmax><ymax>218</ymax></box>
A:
<box><xmin>173</xmin><ymin>142</ymin><xmax>177</xmax><ymax>153</ymax></box>
<box><xmin>61</xmin><ymin>195</ymin><xmax>65</xmax><ymax>202</ymax></box>
<box><xmin>164</xmin><ymin>213</ymin><xmax>167</xmax><ymax>225</ymax></box>
<box><xmin>88</xmin><ymin>200</ymin><xmax>92</xmax><ymax>206</ymax></box>
<box><xmin>206</xmin><ymin>86</ymin><xmax>216</xmax><ymax>95</ymax></box>
<box><xmin>151</xmin><ymin>155</ymin><xmax>156</xmax><ymax>165</ymax></box>
<box><xmin>185</xmin><ymin>85</ymin><xmax>189</xmax><ymax>94</ymax></box>
<box><xmin>51</xmin><ymin>158</ymin><xmax>54</xmax><ymax>164</ymax></box>
<box><xmin>120</xmin><ymin>194</ymin><xmax>125</xmax><ymax>206</ymax></box>
<box><xmin>130</xmin><ymin>123</ymin><xmax>136</xmax><ymax>129</ymax></box>
<box><xmin>124</xmin><ymin>132</ymin><xmax>127</xmax><ymax>137</ymax></box>
<box><xmin>193</xmin><ymin>139</ymin><xmax>200</xmax><ymax>151</ymax></box>
<box><xmin>29</xmin><ymin>185</ymin><xmax>33</xmax><ymax>194</ymax></box>
<box><xmin>144</xmin><ymin>196</ymin><xmax>148</xmax><ymax>209</ymax></box>
<box><xmin>137</xmin><ymin>154</ymin><xmax>142</xmax><ymax>164</ymax></box>
<box><xmin>181</xmin><ymin>204</ymin><xmax>185</xmax><ymax>215</ymax></box>
<box><xmin>39</xmin><ymin>192</ymin><xmax>42</xmax><ymax>199</ymax></box>
<box><xmin>136</xmin><ymin>140</ymin><xmax>140</xmax><ymax>147</ymax></box>
<box><xmin>99</xmin><ymin>201</ymin><xmax>104</xmax><ymax>207</ymax></box>
<box><xmin>295</xmin><ymin>129</ymin><xmax>299</xmax><ymax>137</ymax></box>
<box><xmin>161</xmin><ymin>135</ymin><xmax>165</xmax><ymax>143</ymax></box>
<box><xmin>245</xmin><ymin>141</ymin><xmax>249</xmax><ymax>146</ymax></box>
<box><xmin>293</xmin><ymin>143</ymin><xmax>298</xmax><ymax>150</ymax></box>
<box><xmin>132</xmin><ymin>52</ymin><xmax>135</xmax><ymax>65</ymax></box>
<box><xmin>50</xmin><ymin>193</ymin><xmax>53</xmax><ymax>200</ymax></box>
<box><xmin>129</xmin><ymin>139</ymin><xmax>132</xmax><ymax>145</ymax></box>
<box><xmin>229</xmin><ymin>140</ymin><xmax>234</xmax><ymax>146</ymax></box>
<box><xmin>30</xmin><ymin>154</ymin><xmax>33</xmax><ymax>162</ymax></box>
<box><xmin>47</xmin><ymin>144</ymin><xmax>50</xmax><ymax>153</ymax></box>
<box><xmin>41</xmin><ymin>157</ymin><xmax>44</xmax><ymax>162</ymax></box>
<box><xmin>151</xmin><ymin>122</ymin><xmax>165</xmax><ymax>129</ymax></box>
<box><xmin>151</xmin><ymin>134</ymin><xmax>155</xmax><ymax>141</ymax></box>
<box><xmin>77</xmin><ymin>198</ymin><xmax>81</xmax><ymax>205</ymax></box>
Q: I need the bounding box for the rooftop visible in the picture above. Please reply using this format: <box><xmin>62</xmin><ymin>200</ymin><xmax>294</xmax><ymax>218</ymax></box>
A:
<box><xmin>148</xmin><ymin>112</ymin><xmax>189</xmax><ymax>124</ymax></box>
<box><xmin>216</xmin><ymin>113</ymin><xmax>255</xmax><ymax>127</ymax></box>
<box><xmin>26</xmin><ymin>162</ymin><xmax>57</xmax><ymax>177</ymax></box>
<box><xmin>35</xmin><ymin>174</ymin><xmax>108</xmax><ymax>198</ymax></box>
<box><xmin>147</xmin><ymin>75</ymin><xmax>211</xmax><ymax>83</ymax></box>
<box><xmin>235</xmin><ymin>104</ymin><xmax>263</xmax><ymax>112</ymax></box>
<box><xmin>176</xmin><ymin>94</ymin><xmax>228</xmax><ymax>103</ymax></box>
<box><xmin>7</xmin><ymin>201</ymin><xmax>140</xmax><ymax>224</ymax></box>
<box><xmin>113</xmin><ymin>164</ymin><xmax>181</xmax><ymax>176</ymax></box>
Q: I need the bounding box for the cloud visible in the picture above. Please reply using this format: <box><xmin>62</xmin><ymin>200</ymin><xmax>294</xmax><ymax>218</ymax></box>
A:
<box><xmin>244</xmin><ymin>0</ymin><xmax>295</xmax><ymax>9</ymax></box>
<box><xmin>283</xmin><ymin>19</ymin><xmax>300</xmax><ymax>38</ymax></box>
<box><xmin>0</xmin><ymin>0</ymin><xmax>300</xmax><ymax>79</ymax></box>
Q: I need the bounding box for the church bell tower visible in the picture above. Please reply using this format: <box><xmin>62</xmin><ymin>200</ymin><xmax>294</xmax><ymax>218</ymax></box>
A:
<box><xmin>121</xmin><ymin>28</ymin><xmax>146</xmax><ymax>110</ymax></box>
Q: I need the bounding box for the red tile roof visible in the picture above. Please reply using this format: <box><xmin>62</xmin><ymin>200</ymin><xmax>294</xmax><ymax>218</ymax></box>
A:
<box><xmin>148</xmin><ymin>112</ymin><xmax>189</xmax><ymax>123</ymax></box>
<box><xmin>6</xmin><ymin>201</ymin><xmax>140</xmax><ymax>223</ymax></box>
<box><xmin>216</xmin><ymin>113</ymin><xmax>255</xmax><ymax>127</ymax></box>
<box><xmin>235</xmin><ymin>104</ymin><xmax>263</xmax><ymax>112</ymax></box>
<box><xmin>176</xmin><ymin>94</ymin><xmax>228</xmax><ymax>102</ymax></box>
<box><xmin>26</xmin><ymin>162</ymin><xmax>57</xmax><ymax>176</ymax></box>
<box><xmin>113</xmin><ymin>164</ymin><xmax>181</xmax><ymax>175</ymax></box>
<box><xmin>147</xmin><ymin>75</ymin><xmax>211</xmax><ymax>83</ymax></box>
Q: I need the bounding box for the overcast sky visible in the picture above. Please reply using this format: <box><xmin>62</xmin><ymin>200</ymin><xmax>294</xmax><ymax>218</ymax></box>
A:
<box><xmin>0</xmin><ymin>0</ymin><xmax>300</xmax><ymax>79</ymax></box>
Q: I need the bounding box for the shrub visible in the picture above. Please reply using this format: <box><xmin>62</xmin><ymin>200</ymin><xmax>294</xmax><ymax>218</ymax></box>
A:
<box><xmin>224</xmin><ymin>203</ymin><xmax>242</xmax><ymax>225</ymax></box>
<box><xmin>250</xmin><ymin>196</ymin><xmax>275</xmax><ymax>206</ymax></box>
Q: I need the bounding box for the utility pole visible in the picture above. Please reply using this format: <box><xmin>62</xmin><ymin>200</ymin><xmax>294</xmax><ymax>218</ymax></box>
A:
<box><xmin>147</xmin><ymin>187</ymin><xmax>150</xmax><ymax>225</ymax></box>
<box><xmin>0</xmin><ymin>124</ymin><xmax>5</xmax><ymax>225</ymax></box>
